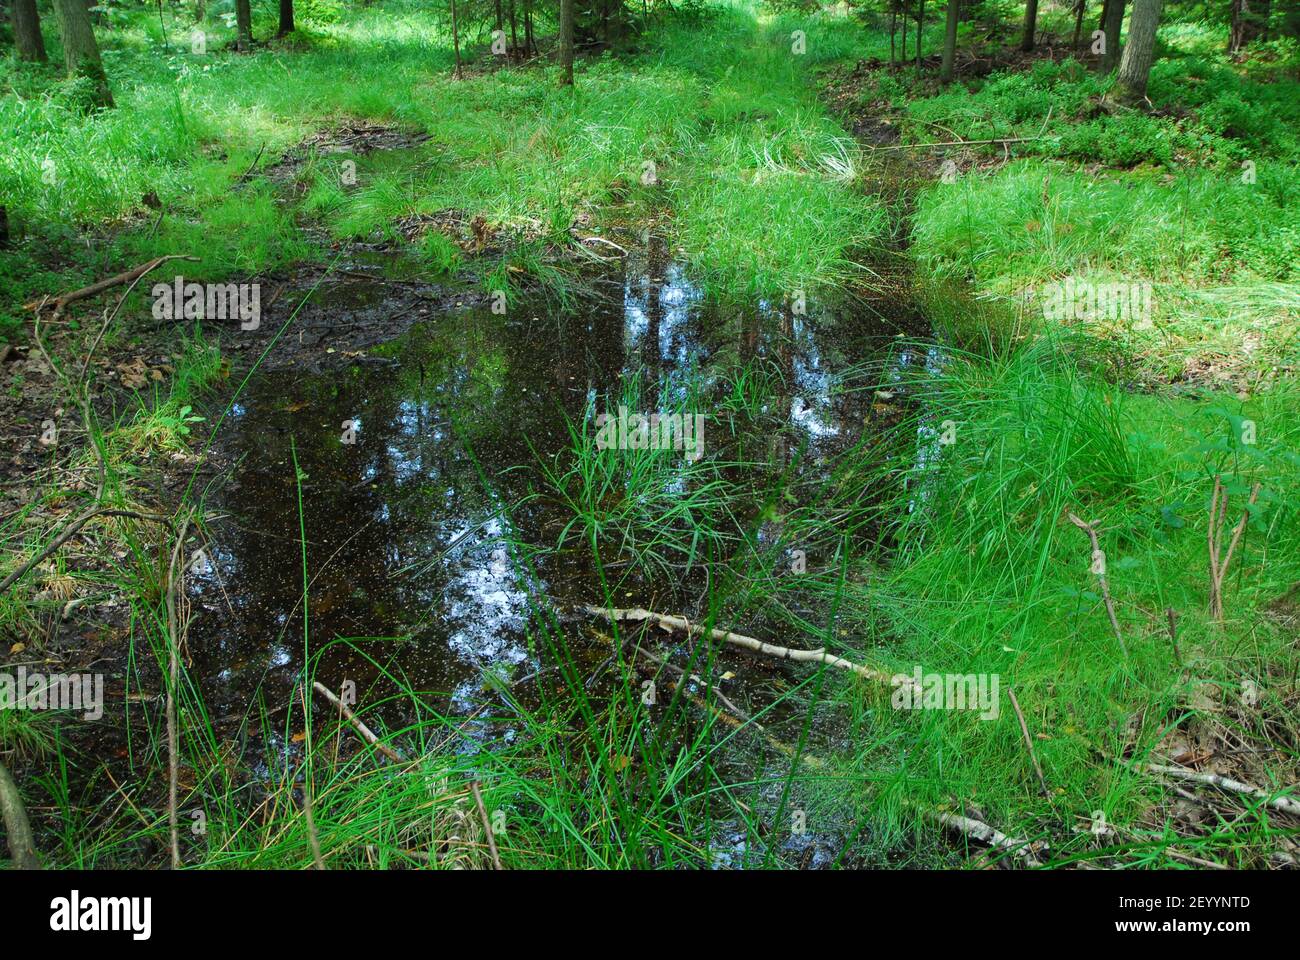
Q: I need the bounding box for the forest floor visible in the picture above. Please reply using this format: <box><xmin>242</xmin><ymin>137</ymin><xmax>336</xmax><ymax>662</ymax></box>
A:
<box><xmin>2</xmin><ymin>1</ymin><xmax>1299</xmax><ymax>869</ymax></box>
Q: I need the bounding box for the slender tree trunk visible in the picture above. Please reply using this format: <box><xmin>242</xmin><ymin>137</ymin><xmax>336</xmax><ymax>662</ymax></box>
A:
<box><xmin>277</xmin><ymin>0</ymin><xmax>294</xmax><ymax>36</ymax></box>
<box><xmin>450</xmin><ymin>0</ymin><xmax>462</xmax><ymax>77</ymax></box>
<box><xmin>1072</xmin><ymin>0</ymin><xmax>1086</xmax><ymax>49</ymax></box>
<box><xmin>890</xmin><ymin>6</ymin><xmax>897</xmax><ymax>66</ymax></box>
<box><xmin>1112</xmin><ymin>0</ymin><xmax>1162</xmax><ymax>101</ymax></box>
<box><xmin>51</xmin><ymin>0</ymin><xmax>113</xmax><ymax>107</ymax></box>
<box><xmin>901</xmin><ymin>0</ymin><xmax>909</xmax><ymax>60</ymax></box>
<box><xmin>559</xmin><ymin>0</ymin><xmax>575</xmax><ymax>85</ymax></box>
<box><xmin>915</xmin><ymin>0</ymin><xmax>925</xmax><ymax>74</ymax></box>
<box><xmin>1229</xmin><ymin>0</ymin><xmax>1270</xmax><ymax>52</ymax></box>
<box><xmin>12</xmin><ymin>0</ymin><xmax>48</xmax><ymax>61</ymax></box>
<box><xmin>524</xmin><ymin>0</ymin><xmax>535</xmax><ymax>56</ymax></box>
<box><xmin>494</xmin><ymin>0</ymin><xmax>502</xmax><ymax>31</ymax></box>
<box><xmin>195</xmin><ymin>0</ymin><xmax>205</xmax><ymax>22</ymax></box>
<box><xmin>1098</xmin><ymin>0</ymin><xmax>1109</xmax><ymax>32</ymax></box>
<box><xmin>1021</xmin><ymin>0</ymin><xmax>1039</xmax><ymax>51</ymax></box>
<box><xmin>234</xmin><ymin>0</ymin><xmax>252</xmax><ymax>50</ymax></box>
<box><xmin>509</xmin><ymin>0</ymin><xmax>518</xmax><ymax>55</ymax></box>
<box><xmin>1099</xmin><ymin>0</ymin><xmax>1126</xmax><ymax>70</ymax></box>
<box><xmin>940</xmin><ymin>0</ymin><xmax>960</xmax><ymax>81</ymax></box>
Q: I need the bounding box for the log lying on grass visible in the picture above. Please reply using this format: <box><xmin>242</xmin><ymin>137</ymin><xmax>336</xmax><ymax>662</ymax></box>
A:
<box><xmin>582</xmin><ymin>605</ymin><xmax>920</xmax><ymax>694</ymax></box>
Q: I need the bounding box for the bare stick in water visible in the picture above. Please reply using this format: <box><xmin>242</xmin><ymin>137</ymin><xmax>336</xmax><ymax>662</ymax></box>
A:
<box><xmin>582</xmin><ymin>605</ymin><xmax>918</xmax><ymax>693</ymax></box>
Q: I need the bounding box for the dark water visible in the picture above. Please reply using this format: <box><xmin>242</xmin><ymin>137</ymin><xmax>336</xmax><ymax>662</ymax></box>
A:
<box><xmin>188</xmin><ymin>242</ymin><xmax>924</xmax><ymax>742</ymax></box>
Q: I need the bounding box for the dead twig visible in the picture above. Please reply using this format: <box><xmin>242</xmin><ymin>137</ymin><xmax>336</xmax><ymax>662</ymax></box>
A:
<box><xmin>0</xmin><ymin>508</ymin><xmax>174</xmax><ymax>595</ymax></box>
<box><xmin>469</xmin><ymin>781</ymin><xmax>503</xmax><ymax>870</ymax></box>
<box><xmin>583</xmin><ymin>605</ymin><xmax>917</xmax><ymax>692</ymax></box>
<box><xmin>1008</xmin><ymin>685</ymin><xmax>1050</xmax><ymax>797</ymax></box>
<box><xmin>921</xmin><ymin>807</ymin><xmax>1043</xmax><ymax>868</ymax></box>
<box><xmin>311</xmin><ymin>681</ymin><xmax>405</xmax><ymax>763</ymax></box>
<box><xmin>1065</xmin><ymin>512</ymin><xmax>1128</xmax><ymax>658</ymax></box>
<box><xmin>24</xmin><ymin>255</ymin><xmax>199</xmax><ymax>316</ymax></box>
<box><xmin>1146</xmin><ymin>763</ymin><xmax>1300</xmax><ymax>818</ymax></box>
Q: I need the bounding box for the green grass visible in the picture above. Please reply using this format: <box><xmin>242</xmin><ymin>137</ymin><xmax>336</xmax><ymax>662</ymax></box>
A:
<box><xmin>2</xmin><ymin>0</ymin><xmax>884</xmax><ymax>333</ymax></box>
<box><xmin>794</xmin><ymin>3</ymin><xmax>1300</xmax><ymax>383</ymax></box>
<box><xmin>5</xmin><ymin>0</ymin><xmax>1299</xmax><ymax>870</ymax></box>
<box><xmin>830</xmin><ymin>329</ymin><xmax>1300</xmax><ymax>865</ymax></box>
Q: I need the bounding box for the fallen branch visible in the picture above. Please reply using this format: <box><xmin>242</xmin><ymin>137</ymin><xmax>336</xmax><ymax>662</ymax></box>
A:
<box><xmin>0</xmin><ymin>507</ymin><xmax>174</xmax><ymax>595</ymax></box>
<box><xmin>583</xmin><ymin>605</ymin><xmax>917</xmax><ymax>693</ymax></box>
<box><xmin>1008</xmin><ymin>685</ymin><xmax>1050</xmax><ymax>797</ymax></box>
<box><xmin>311</xmin><ymin>681</ymin><xmax>405</xmax><ymax>763</ymax></box>
<box><xmin>870</xmin><ymin>135</ymin><xmax>1044</xmax><ymax>152</ymax></box>
<box><xmin>1146</xmin><ymin>764</ymin><xmax>1300</xmax><ymax>818</ymax></box>
<box><xmin>24</xmin><ymin>255</ymin><xmax>199</xmax><ymax>316</ymax></box>
<box><xmin>469</xmin><ymin>781</ymin><xmax>503</xmax><ymax>871</ymax></box>
<box><xmin>1065</xmin><ymin>512</ymin><xmax>1128</xmax><ymax>659</ymax></box>
<box><xmin>0</xmin><ymin>760</ymin><xmax>41</xmax><ymax>869</ymax></box>
<box><xmin>920</xmin><ymin>807</ymin><xmax>1043</xmax><ymax>868</ymax></box>
<box><xmin>591</xmin><ymin>617</ymin><xmax>1033</xmax><ymax>865</ymax></box>
<box><xmin>871</xmin><ymin>107</ymin><xmax>1054</xmax><ymax>155</ymax></box>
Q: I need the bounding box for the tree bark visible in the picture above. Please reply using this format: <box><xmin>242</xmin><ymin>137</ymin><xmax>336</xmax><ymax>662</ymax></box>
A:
<box><xmin>1111</xmin><ymin>0</ymin><xmax>1162</xmax><ymax>102</ymax></box>
<box><xmin>51</xmin><ymin>0</ymin><xmax>113</xmax><ymax>107</ymax></box>
<box><xmin>1099</xmin><ymin>0</ymin><xmax>1126</xmax><ymax>70</ymax></box>
<box><xmin>1021</xmin><ymin>0</ymin><xmax>1039</xmax><ymax>51</ymax></box>
<box><xmin>1229</xmin><ymin>0</ymin><xmax>1271</xmax><ymax>52</ymax></box>
<box><xmin>915</xmin><ymin>0</ymin><xmax>925</xmax><ymax>74</ymax></box>
<box><xmin>940</xmin><ymin>0</ymin><xmax>960</xmax><ymax>81</ymax></box>
<box><xmin>559</xmin><ymin>0</ymin><xmax>575</xmax><ymax>85</ymax></box>
<box><xmin>901</xmin><ymin>0</ymin><xmax>909</xmax><ymax>60</ymax></box>
<box><xmin>0</xmin><ymin>760</ymin><xmax>41</xmax><ymax>869</ymax></box>
<box><xmin>195</xmin><ymin>0</ymin><xmax>205</xmax><ymax>22</ymax></box>
<box><xmin>235</xmin><ymin>0</ymin><xmax>252</xmax><ymax>50</ymax></box>
<box><xmin>277</xmin><ymin>0</ymin><xmax>294</xmax><ymax>36</ymax></box>
<box><xmin>11</xmin><ymin>0</ymin><xmax>48</xmax><ymax>61</ymax></box>
<box><xmin>1072</xmin><ymin>0</ymin><xmax>1086</xmax><ymax>50</ymax></box>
